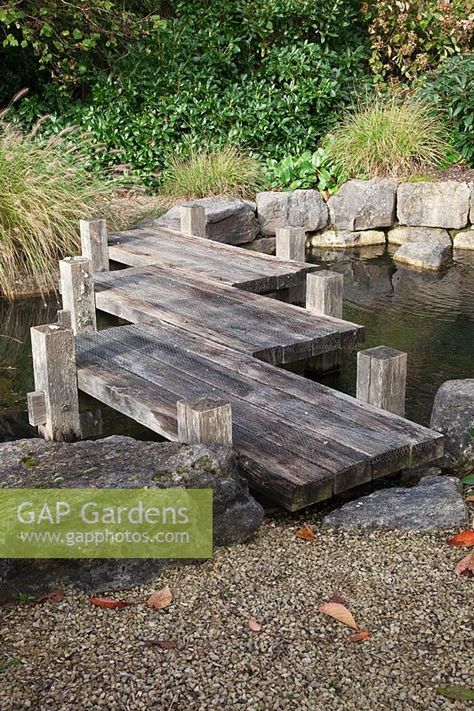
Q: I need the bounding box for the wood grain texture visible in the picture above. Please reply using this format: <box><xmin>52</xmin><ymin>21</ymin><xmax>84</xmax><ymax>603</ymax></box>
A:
<box><xmin>80</xmin><ymin>219</ymin><xmax>109</xmax><ymax>272</ymax></box>
<box><xmin>177</xmin><ymin>397</ymin><xmax>233</xmax><ymax>445</ymax></box>
<box><xmin>306</xmin><ymin>270</ymin><xmax>344</xmax><ymax>319</ymax></box>
<box><xmin>75</xmin><ymin>324</ymin><xmax>443</xmax><ymax>509</ymax></box>
<box><xmin>180</xmin><ymin>205</ymin><xmax>206</xmax><ymax>238</ymax></box>
<box><xmin>59</xmin><ymin>257</ymin><xmax>97</xmax><ymax>335</ymax></box>
<box><xmin>275</xmin><ymin>227</ymin><xmax>306</xmax><ymax>262</ymax></box>
<box><xmin>357</xmin><ymin>346</ymin><xmax>407</xmax><ymax>416</ymax></box>
<box><xmin>30</xmin><ymin>324</ymin><xmax>81</xmax><ymax>441</ymax></box>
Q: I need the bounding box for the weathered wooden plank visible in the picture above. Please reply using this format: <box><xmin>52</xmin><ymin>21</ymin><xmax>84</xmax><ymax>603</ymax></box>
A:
<box><xmin>357</xmin><ymin>346</ymin><xmax>407</xmax><ymax>416</ymax></box>
<box><xmin>80</xmin><ymin>219</ymin><xmax>109</xmax><ymax>272</ymax></box>
<box><xmin>275</xmin><ymin>227</ymin><xmax>306</xmax><ymax>262</ymax></box>
<box><xmin>306</xmin><ymin>271</ymin><xmax>344</xmax><ymax>319</ymax></box>
<box><xmin>180</xmin><ymin>205</ymin><xmax>206</xmax><ymax>238</ymax></box>
<box><xmin>177</xmin><ymin>397</ymin><xmax>232</xmax><ymax>445</ymax></box>
<box><xmin>59</xmin><ymin>257</ymin><xmax>97</xmax><ymax>335</ymax></box>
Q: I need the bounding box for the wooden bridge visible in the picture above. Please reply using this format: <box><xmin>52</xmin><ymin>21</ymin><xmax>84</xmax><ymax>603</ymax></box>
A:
<box><xmin>27</xmin><ymin>208</ymin><xmax>444</xmax><ymax>510</ymax></box>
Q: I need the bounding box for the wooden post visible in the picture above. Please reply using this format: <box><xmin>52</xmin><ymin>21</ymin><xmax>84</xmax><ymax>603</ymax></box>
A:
<box><xmin>180</xmin><ymin>205</ymin><xmax>206</xmax><ymax>239</ymax></box>
<box><xmin>80</xmin><ymin>219</ymin><xmax>109</xmax><ymax>272</ymax></box>
<box><xmin>59</xmin><ymin>257</ymin><xmax>97</xmax><ymax>335</ymax></box>
<box><xmin>275</xmin><ymin>227</ymin><xmax>306</xmax><ymax>262</ymax></box>
<box><xmin>28</xmin><ymin>324</ymin><xmax>81</xmax><ymax>441</ymax></box>
<box><xmin>177</xmin><ymin>397</ymin><xmax>232</xmax><ymax>445</ymax></box>
<box><xmin>306</xmin><ymin>270</ymin><xmax>343</xmax><ymax>319</ymax></box>
<box><xmin>357</xmin><ymin>346</ymin><xmax>407</xmax><ymax>416</ymax></box>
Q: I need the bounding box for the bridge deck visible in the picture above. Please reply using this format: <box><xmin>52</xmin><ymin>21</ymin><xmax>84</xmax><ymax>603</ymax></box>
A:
<box><xmin>75</xmin><ymin>322</ymin><xmax>444</xmax><ymax>511</ymax></box>
<box><xmin>108</xmin><ymin>226</ymin><xmax>315</xmax><ymax>294</ymax></box>
<box><xmin>94</xmin><ymin>266</ymin><xmax>364</xmax><ymax>366</ymax></box>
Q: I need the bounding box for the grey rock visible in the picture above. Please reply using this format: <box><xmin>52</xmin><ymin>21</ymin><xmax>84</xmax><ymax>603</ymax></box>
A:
<box><xmin>453</xmin><ymin>227</ymin><xmax>474</xmax><ymax>250</ymax></box>
<box><xmin>309</xmin><ymin>229</ymin><xmax>386</xmax><ymax>248</ymax></box>
<box><xmin>0</xmin><ymin>437</ymin><xmax>263</xmax><ymax>601</ymax></box>
<box><xmin>328</xmin><ymin>179</ymin><xmax>397</xmax><ymax>231</ymax></box>
<box><xmin>397</xmin><ymin>181</ymin><xmax>470</xmax><ymax>229</ymax></box>
<box><xmin>387</xmin><ymin>226</ymin><xmax>451</xmax><ymax>246</ymax></box>
<box><xmin>393</xmin><ymin>241</ymin><xmax>451</xmax><ymax>270</ymax></box>
<box><xmin>399</xmin><ymin>465</ymin><xmax>442</xmax><ymax>484</ymax></box>
<box><xmin>323</xmin><ymin>476</ymin><xmax>468</xmax><ymax>530</ymax></box>
<box><xmin>154</xmin><ymin>197</ymin><xmax>259</xmax><ymax>245</ymax></box>
<box><xmin>430</xmin><ymin>379</ymin><xmax>474</xmax><ymax>466</ymax></box>
<box><xmin>241</xmin><ymin>236</ymin><xmax>276</xmax><ymax>255</ymax></box>
<box><xmin>256</xmin><ymin>190</ymin><xmax>328</xmax><ymax>236</ymax></box>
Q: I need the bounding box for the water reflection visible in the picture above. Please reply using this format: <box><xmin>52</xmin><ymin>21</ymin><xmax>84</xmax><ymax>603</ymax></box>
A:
<box><xmin>309</xmin><ymin>246</ymin><xmax>474</xmax><ymax>425</ymax></box>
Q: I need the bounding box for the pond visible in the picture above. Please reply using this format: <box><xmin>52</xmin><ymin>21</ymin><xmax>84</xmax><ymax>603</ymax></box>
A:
<box><xmin>0</xmin><ymin>245</ymin><xmax>473</xmax><ymax>441</ymax></box>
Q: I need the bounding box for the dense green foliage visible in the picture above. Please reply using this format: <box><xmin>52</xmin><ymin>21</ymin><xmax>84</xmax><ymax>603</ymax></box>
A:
<box><xmin>9</xmin><ymin>1</ymin><xmax>371</xmax><ymax>186</ymax></box>
<box><xmin>363</xmin><ymin>0</ymin><xmax>473</xmax><ymax>82</ymax></box>
<box><xmin>418</xmin><ymin>53</ymin><xmax>474</xmax><ymax>164</ymax></box>
<box><xmin>323</xmin><ymin>97</ymin><xmax>451</xmax><ymax>179</ymax></box>
<box><xmin>265</xmin><ymin>149</ymin><xmax>346</xmax><ymax>193</ymax></box>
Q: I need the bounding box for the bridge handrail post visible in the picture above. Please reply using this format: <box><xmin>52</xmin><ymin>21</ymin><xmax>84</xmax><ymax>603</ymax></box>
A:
<box><xmin>180</xmin><ymin>205</ymin><xmax>206</xmax><ymax>239</ymax></box>
<box><xmin>305</xmin><ymin>270</ymin><xmax>343</xmax><ymax>319</ymax></box>
<box><xmin>59</xmin><ymin>256</ymin><xmax>97</xmax><ymax>335</ymax></box>
<box><xmin>177</xmin><ymin>397</ymin><xmax>233</xmax><ymax>446</ymax></box>
<box><xmin>80</xmin><ymin>218</ymin><xmax>109</xmax><ymax>272</ymax></box>
<box><xmin>275</xmin><ymin>227</ymin><xmax>306</xmax><ymax>262</ymax></box>
<box><xmin>356</xmin><ymin>346</ymin><xmax>407</xmax><ymax>416</ymax></box>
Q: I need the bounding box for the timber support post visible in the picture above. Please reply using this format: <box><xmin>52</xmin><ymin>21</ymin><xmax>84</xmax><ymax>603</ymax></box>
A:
<box><xmin>275</xmin><ymin>227</ymin><xmax>306</xmax><ymax>263</ymax></box>
<box><xmin>177</xmin><ymin>397</ymin><xmax>233</xmax><ymax>446</ymax></box>
<box><xmin>80</xmin><ymin>219</ymin><xmax>109</xmax><ymax>272</ymax></box>
<box><xmin>356</xmin><ymin>346</ymin><xmax>407</xmax><ymax>416</ymax></box>
<box><xmin>59</xmin><ymin>256</ymin><xmax>97</xmax><ymax>335</ymax></box>
<box><xmin>180</xmin><ymin>205</ymin><xmax>206</xmax><ymax>239</ymax></box>
<box><xmin>28</xmin><ymin>324</ymin><xmax>81</xmax><ymax>441</ymax></box>
<box><xmin>306</xmin><ymin>270</ymin><xmax>343</xmax><ymax>319</ymax></box>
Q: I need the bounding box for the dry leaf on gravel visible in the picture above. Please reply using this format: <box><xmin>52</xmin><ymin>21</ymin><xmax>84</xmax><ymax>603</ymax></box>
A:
<box><xmin>465</xmin><ymin>496</ymin><xmax>474</xmax><ymax>502</ymax></box>
<box><xmin>295</xmin><ymin>524</ymin><xmax>316</xmax><ymax>541</ymax></box>
<box><xmin>348</xmin><ymin>631</ymin><xmax>370</xmax><ymax>643</ymax></box>
<box><xmin>89</xmin><ymin>596</ymin><xmax>134</xmax><ymax>609</ymax></box>
<box><xmin>454</xmin><ymin>553</ymin><xmax>474</xmax><ymax>577</ymax></box>
<box><xmin>329</xmin><ymin>593</ymin><xmax>347</xmax><ymax>606</ymax></box>
<box><xmin>446</xmin><ymin>530</ymin><xmax>474</xmax><ymax>548</ymax></box>
<box><xmin>147</xmin><ymin>585</ymin><xmax>173</xmax><ymax>610</ymax></box>
<box><xmin>319</xmin><ymin>602</ymin><xmax>358</xmax><ymax>630</ymax></box>
<box><xmin>34</xmin><ymin>589</ymin><xmax>65</xmax><ymax>605</ymax></box>
<box><xmin>248</xmin><ymin>618</ymin><xmax>262</xmax><ymax>632</ymax></box>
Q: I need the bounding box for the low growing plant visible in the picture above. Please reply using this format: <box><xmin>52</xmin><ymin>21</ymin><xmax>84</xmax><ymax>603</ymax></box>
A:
<box><xmin>160</xmin><ymin>147</ymin><xmax>264</xmax><ymax>199</ymax></box>
<box><xmin>265</xmin><ymin>148</ymin><xmax>347</xmax><ymax>194</ymax></box>
<box><xmin>0</xmin><ymin>117</ymin><xmax>116</xmax><ymax>299</ymax></box>
<box><xmin>323</xmin><ymin>96</ymin><xmax>451</xmax><ymax>179</ymax></box>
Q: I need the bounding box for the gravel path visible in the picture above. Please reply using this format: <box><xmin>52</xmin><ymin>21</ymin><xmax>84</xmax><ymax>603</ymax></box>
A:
<box><xmin>0</xmin><ymin>510</ymin><xmax>473</xmax><ymax>711</ymax></box>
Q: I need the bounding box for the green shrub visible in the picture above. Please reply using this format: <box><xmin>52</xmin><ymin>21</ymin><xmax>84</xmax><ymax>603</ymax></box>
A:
<box><xmin>418</xmin><ymin>54</ymin><xmax>474</xmax><ymax>166</ymax></box>
<box><xmin>363</xmin><ymin>0</ymin><xmax>473</xmax><ymax>83</ymax></box>
<box><xmin>15</xmin><ymin>0</ymin><xmax>371</xmax><ymax>188</ymax></box>
<box><xmin>161</xmin><ymin>147</ymin><xmax>264</xmax><ymax>199</ymax></box>
<box><xmin>0</xmin><ymin>119</ymin><xmax>116</xmax><ymax>299</ymax></box>
<box><xmin>265</xmin><ymin>148</ymin><xmax>347</xmax><ymax>194</ymax></box>
<box><xmin>323</xmin><ymin>96</ymin><xmax>451</xmax><ymax>179</ymax></box>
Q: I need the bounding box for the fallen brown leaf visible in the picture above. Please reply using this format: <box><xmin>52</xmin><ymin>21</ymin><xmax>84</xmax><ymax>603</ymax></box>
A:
<box><xmin>454</xmin><ymin>552</ymin><xmax>474</xmax><ymax>577</ymax></box>
<box><xmin>295</xmin><ymin>524</ymin><xmax>316</xmax><ymax>541</ymax></box>
<box><xmin>143</xmin><ymin>638</ymin><xmax>177</xmax><ymax>649</ymax></box>
<box><xmin>447</xmin><ymin>530</ymin><xmax>474</xmax><ymax>548</ymax></box>
<box><xmin>147</xmin><ymin>585</ymin><xmax>173</xmax><ymax>610</ymax></box>
<box><xmin>465</xmin><ymin>496</ymin><xmax>474</xmax><ymax>502</ymax></box>
<box><xmin>319</xmin><ymin>602</ymin><xmax>358</xmax><ymax>630</ymax></box>
<box><xmin>248</xmin><ymin>617</ymin><xmax>262</xmax><ymax>632</ymax></box>
<box><xmin>89</xmin><ymin>596</ymin><xmax>134</xmax><ymax>609</ymax></box>
<box><xmin>34</xmin><ymin>589</ymin><xmax>65</xmax><ymax>605</ymax></box>
<box><xmin>329</xmin><ymin>593</ymin><xmax>347</xmax><ymax>606</ymax></box>
<box><xmin>348</xmin><ymin>630</ymin><xmax>370</xmax><ymax>643</ymax></box>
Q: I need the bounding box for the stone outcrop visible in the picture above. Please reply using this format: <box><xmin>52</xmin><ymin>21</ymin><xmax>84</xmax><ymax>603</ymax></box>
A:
<box><xmin>393</xmin><ymin>241</ymin><xmax>451</xmax><ymax>270</ymax></box>
<box><xmin>155</xmin><ymin>197</ymin><xmax>260</xmax><ymax>245</ymax></box>
<box><xmin>453</xmin><ymin>228</ymin><xmax>474</xmax><ymax>250</ymax></box>
<box><xmin>328</xmin><ymin>179</ymin><xmax>397</xmax><ymax>231</ymax></box>
<box><xmin>256</xmin><ymin>190</ymin><xmax>328</xmax><ymax>235</ymax></box>
<box><xmin>430</xmin><ymin>380</ymin><xmax>474</xmax><ymax>466</ymax></box>
<box><xmin>0</xmin><ymin>437</ymin><xmax>264</xmax><ymax>601</ymax></box>
<box><xmin>387</xmin><ymin>226</ymin><xmax>451</xmax><ymax>246</ymax></box>
<box><xmin>397</xmin><ymin>181</ymin><xmax>470</xmax><ymax>229</ymax></box>
<box><xmin>309</xmin><ymin>229</ymin><xmax>386</xmax><ymax>248</ymax></box>
<box><xmin>323</xmin><ymin>476</ymin><xmax>468</xmax><ymax>530</ymax></box>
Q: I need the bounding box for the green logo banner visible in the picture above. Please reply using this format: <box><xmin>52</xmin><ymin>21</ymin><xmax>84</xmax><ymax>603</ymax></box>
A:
<box><xmin>0</xmin><ymin>489</ymin><xmax>213</xmax><ymax>559</ymax></box>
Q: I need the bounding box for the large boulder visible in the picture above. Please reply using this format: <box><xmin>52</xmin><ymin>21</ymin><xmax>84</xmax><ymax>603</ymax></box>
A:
<box><xmin>393</xmin><ymin>241</ymin><xmax>451</xmax><ymax>270</ymax></box>
<box><xmin>397</xmin><ymin>181</ymin><xmax>470</xmax><ymax>229</ymax></box>
<box><xmin>0</xmin><ymin>437</ymin><xmax>264</xmax><ymax>601</ymax></box>
<box><xmin>328</xmin><ymin>179</ymin><xmax>397</xmax><ymax>231</ymax></box>
<box><xmin>309</xmin><ymin>229</ymin><xmax>386</xmax><ymax>248</ymax></box>
<box><xmin>323</xmin><ymin>476</ymin><xmax>468</xmax><ymax>530</ymax></box>
<box><xmin>154</xmin><ymin>197</ymin><xmax>260</xmax><ymax>245</ymax></box>
<box><xmin>256</xmin><ymin>190</ymin><xmax>328</xmax><ymax>236</ymax></box>
<box><xmin>387</xmin><ymin>226</ymin><xmax>451</xmax><ymax>246</ymax></box>
<box><xmin>453</xmin><ymin>227</ymin><xmax>474</xmax><ymax>250</ymax></box>
<box><xmin>430</xmin><ymin>380</ymin><xmax>474</xmax><ymax>466</ymax></box>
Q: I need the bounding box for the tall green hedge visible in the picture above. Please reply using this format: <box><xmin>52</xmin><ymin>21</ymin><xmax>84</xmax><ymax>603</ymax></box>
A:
<box><xmin>16</xmin><ymin>0</ymin><xmax>370</xmax><ymax>187</ymax></box>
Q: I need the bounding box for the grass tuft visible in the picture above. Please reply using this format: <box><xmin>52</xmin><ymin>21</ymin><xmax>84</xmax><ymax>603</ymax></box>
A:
<box><xmin>161</xmin><ymin>146</ymin><xmax>264</xmax><ymax>199</ymax></box>
<box><xmin>0</xmin><ymin>118</ymin><xmax>117</xmax><ymax>299</ymax></box>
<box><xmin>323</xmin><ymin>96</ymin><xmax>451</xmax><ymax>180</ymax></box>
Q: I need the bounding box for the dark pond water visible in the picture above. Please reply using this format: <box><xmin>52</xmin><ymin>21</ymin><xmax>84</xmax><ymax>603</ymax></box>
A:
<box><xmin>0</xmin><ymin>245</ymin><xmax>473</xmax><ymax>441</ymax></box>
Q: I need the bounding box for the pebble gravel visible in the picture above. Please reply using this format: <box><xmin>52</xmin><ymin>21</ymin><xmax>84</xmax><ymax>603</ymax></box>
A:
<box><xmin>0</xmin><ymin>509</ymin><xmax>473</xmax><ymax>711</ymax></box>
